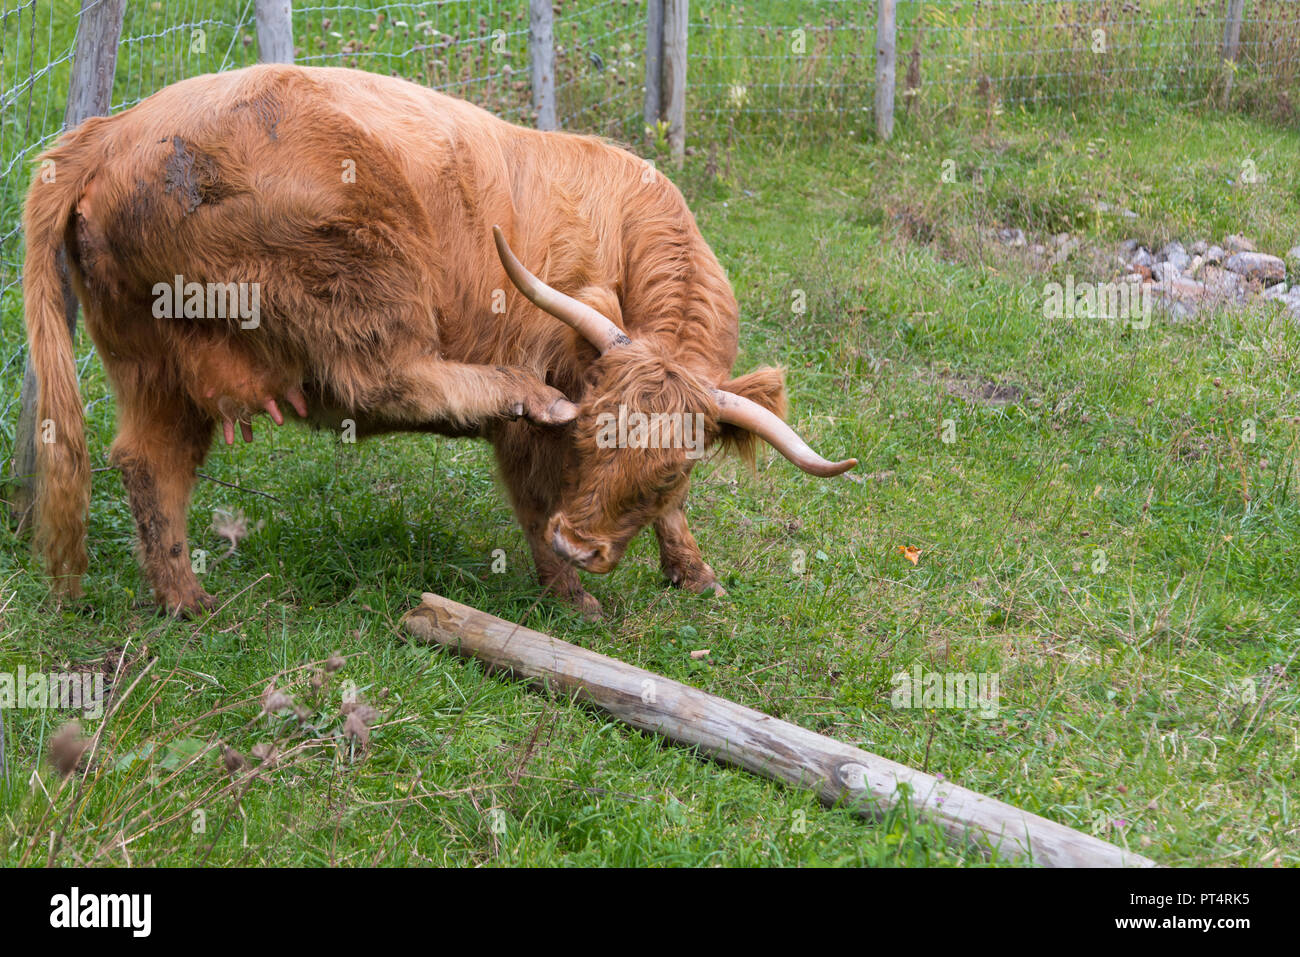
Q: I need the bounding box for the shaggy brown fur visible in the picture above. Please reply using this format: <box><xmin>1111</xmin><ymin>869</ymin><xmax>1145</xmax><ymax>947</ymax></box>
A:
<box><xmin>24</xmin><ymin>65</ymin><xmax>793</xmax><ymax>617</ymax></box>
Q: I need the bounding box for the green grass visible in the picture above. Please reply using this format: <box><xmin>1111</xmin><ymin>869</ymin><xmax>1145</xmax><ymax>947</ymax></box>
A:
<box><xmin>3</xmin><ymin>93</ymin><xmax>1298</xmax><ymax>866</ymax></box>
<box><xmin>4</xmin><ymin>0</ymin><xmax>1300</xmax><ymax>866</ymax></box>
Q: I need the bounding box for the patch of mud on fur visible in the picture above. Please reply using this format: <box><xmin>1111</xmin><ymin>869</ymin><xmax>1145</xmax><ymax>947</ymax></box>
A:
<box><xmin>164</xmin><ymin>136</ymin><xmax>226</xmax><ymax>213</ymax></box>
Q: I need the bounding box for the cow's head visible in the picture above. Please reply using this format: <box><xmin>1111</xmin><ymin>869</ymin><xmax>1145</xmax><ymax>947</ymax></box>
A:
<box><xmin>494</xmin><ymin>226</ymin><xmax>856</xmax><ymax>574</ymax></box>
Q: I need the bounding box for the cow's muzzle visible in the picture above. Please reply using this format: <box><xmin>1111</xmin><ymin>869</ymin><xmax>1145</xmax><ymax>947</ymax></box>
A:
<box><xmin>549</xmin><ymin>519</ymin><xmax>614</xmax><ymax>573</ymax></box>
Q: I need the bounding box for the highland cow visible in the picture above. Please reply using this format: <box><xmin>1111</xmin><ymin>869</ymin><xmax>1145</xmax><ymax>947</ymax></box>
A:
<box><xmin>23</xmin><ymin>65</ymin><xmax>855</xmax><ymax>617</ymax></box>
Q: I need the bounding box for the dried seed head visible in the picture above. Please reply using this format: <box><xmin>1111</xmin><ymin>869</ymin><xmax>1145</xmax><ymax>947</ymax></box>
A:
<box><xmin>261</xmin><ymin>684</ymin><xmax>295</xmax><ymax>715</ymax></box>
<box><xmin>251</xmin><ymin>742</ymin><xmax>279</xmax><ymax>767</ymax></box>
<box><xmin>340</xmin><ymin>702</ymin><xmax>379</xmax><ymax>725</ymax></box>
<box><xmin>343</xmin><ymin>712</ymin><xmax>371</xmax><ymax>748</ymax></box>
<box><xmin>325</xmin><ymin>654</ymin><xmax>346</xmax><ymax>673</ymax></box>
<box><xmin>49</xmin><ymin>722</ymin><xmax>90</xmax><ymax>778</ymax></box>
<box><xmin>211</xmin><ymin>507</ymin><xmax>256</xmax><ymax>549</ymax></box>
<box><xmin>222</xmin><ymin>745</ymin><xmax>248</xmax><ymax>774</ymax></box>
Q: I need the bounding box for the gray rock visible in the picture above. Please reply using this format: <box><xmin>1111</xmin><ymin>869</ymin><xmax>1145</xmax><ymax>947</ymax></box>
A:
<box><xmin>1225</xmin><ymin>251</ymin><xmax>1286</xmax><ymax>284</ymax></box>
<box><xmin>1204</xmin><ymin>245</ymin><xmax>1226</xmax><ymax>265</ymax></box>
<box><xmin>1190</xmin><ymin>240</ymin><xmax>1209</xmax><ymax>256</ymax></box>
<box><xmin>1288</xmin><ymin>245</ymin><xmax>1300</xmax><ymax>262</ymax></box>
<box><xmin>1159</xmin><ymin>241</ymin><xmax>1190</xmax><ymax>272</ymax></box>
<box><xmin>1121</xmin><ymin>209</ymin><xmax>1138</xmax><ymax>220</ymax></box>
<box><xmin>998</xmin><ymin>227</ymin><xmax>1026</xmax><ymax>247</ymax></box>
<box><xmin>1261</xmin><ymin>282</ymin><xmax>1290</xmax><ymax>300</ymax></box>
<box><xmin>1161</xmin><ymin>276</ymin><xmax>1209</xmax><ymax>301</ymax></box>
<box><xmin>1155</xmin><ymin>294</ymin><xmax>1195</xmax><ymax>322</ymax></box>
<box><xmin>1225</xmin><ymin>233</ymin><xmax>1256</xmax><ymax>253</ymax></box>
<box><xmin>1153</xmin><ymin>261</ymin><xmax>1182</xmax><ymax>282</ymax></box>
<box><xmin>1130</xmin><ymin>246</ymin><xmax>1154</xmax><ymax>269</ymax></box>
<box><xmin>1200</xmin><ymin>266</ymin><xmax>1244</xmax><ymax>299</ymax></box>
<box><xmin>1119</xmin><ymin>239</ymin><xmax>1140</xmax><ymax>257</ymax></box>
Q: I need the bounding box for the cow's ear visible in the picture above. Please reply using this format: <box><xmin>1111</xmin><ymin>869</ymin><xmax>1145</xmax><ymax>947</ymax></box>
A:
<box><xmin>716</xmin><ymin>366</ymin><xmax>788</xmax><ymax>466</ymax></box>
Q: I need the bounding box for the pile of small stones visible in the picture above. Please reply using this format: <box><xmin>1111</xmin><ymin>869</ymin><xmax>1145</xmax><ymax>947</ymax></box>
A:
<box><xmin>995</xmin><ymin>227</ymin><xmax>1300</xmax><ymax>321</ymax></box>
<box><xmin>1121</xmin><ymin>234</ymin><xmax>1300</xmax><ymax>320</ymax></box>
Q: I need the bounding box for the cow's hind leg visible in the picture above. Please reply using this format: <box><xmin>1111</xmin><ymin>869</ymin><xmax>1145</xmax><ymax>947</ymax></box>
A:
<box><xmin>109</xmin><ymin>371</ymin><xmax>216</xmax><ymax>616</ymax></box>
<box><xmin>357</xmin><ymin>356</ymin><xmax>576</xmax><ymax>430</ymax></box>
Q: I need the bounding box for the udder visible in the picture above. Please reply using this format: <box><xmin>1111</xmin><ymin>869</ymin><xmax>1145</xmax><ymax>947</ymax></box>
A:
<box><xmin>180</xmin><ymin>335</ymin><xmax>307</xmax><ymax>444</ymax></box>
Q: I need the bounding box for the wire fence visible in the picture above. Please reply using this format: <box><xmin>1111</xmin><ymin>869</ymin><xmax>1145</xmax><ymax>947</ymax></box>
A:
<box><xmin>1</xmin><ymin>0</ymin><xmax>75</xmax><ymax>444</ymax></box>
<box><xmin>688</xmin><ymin>0</ymin><xmax>1300</xmax><ymax>137</ymax></box>
<box><xmin>3</xmin><ymin>0</ymin><xmax>1300</xmax><ymax>472</ymax></box>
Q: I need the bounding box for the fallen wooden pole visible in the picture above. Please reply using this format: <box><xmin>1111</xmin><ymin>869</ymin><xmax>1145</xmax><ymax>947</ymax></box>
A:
<box><xmin>403</xmin><ymin>593</ymin><xmax>1157</xmax><ymax>867</ymax></box>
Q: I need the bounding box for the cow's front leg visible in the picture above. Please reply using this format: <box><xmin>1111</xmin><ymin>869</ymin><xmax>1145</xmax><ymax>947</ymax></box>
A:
<box><xmin>110</xmin><ymin>393</ymin><xmax>216</xmax><ymax>616</ymax></box>
<box><xmin>655</xmin><ymin>504</ymin><xmax>726</xmax><ymax>596</ymax></box>
<box><xmin>492</xmin><ymin>423</ymin><xmax>603</xmax><ymax>619</ymax></box>
<box><xmin>531</xmin><ymin>533</ymin><xmax>603</xmax><ymax>619</ymax></box>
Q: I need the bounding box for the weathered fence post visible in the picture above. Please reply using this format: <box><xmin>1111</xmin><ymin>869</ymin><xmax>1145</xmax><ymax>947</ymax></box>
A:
<box><xmin>1221</xmin><ymin>0</ymin><xmax>1245</xmax><ymax>62</ymax></box>
<box><xmin>529</xmin><ymin>0</ymin><xmax>557</xmax><ymax>131</ymax></box>
<box><xmin>1220</xmin><ymin>0</ymin><xmax>1246</xmax><ymax>103</ymax></box>
<box><xmin>254</xmin><ymin>0</ymin><xmax>294</xmax><ymax>64</ymax></box>
<box><xmin>874</xmin><ymin>0</ymin><xmax>897</xmax><ymax>140</ymax></box>
<box><xmin>11</xmin><ymin>0</ymin><xmax>127</xmax><ymax>528</ymax></box>
<box><xmin>644</xmin><ymin>0</ymin><xmax>664</xmax><ymax>134</ymax></box>
<box><xmin>663</xmin><ymin>0</ymin><xmax>688</xmax><ymax>163</ymax></box>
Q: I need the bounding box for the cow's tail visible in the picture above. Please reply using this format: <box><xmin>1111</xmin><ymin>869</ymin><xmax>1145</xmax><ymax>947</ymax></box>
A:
<box><xmin>22</xmin><ymin>136</ymin><xmax>99</xmax><ymax>596</ymax></box>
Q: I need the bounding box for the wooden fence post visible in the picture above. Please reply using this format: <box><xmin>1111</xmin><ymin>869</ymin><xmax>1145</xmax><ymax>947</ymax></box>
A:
<box><xmin>11</xmin><ymin>0</ymin><xmax>127</xmax><ymax>528</ymax></box>
<box><xmin>529</xmin><ymin>0</ymin><xmax>557</xmax><ymax>131</ymax></box>
<box><xmin>662</xmin><ymin>0</ymin><xmax>688</xmax><ymax>163</ymax></box>
<box><xmin>875</xmin><ymin>0</ymin><xmax>897</xmax><ymax>140</ymax></box>
<box><xmin>644</xmin><ymin>0</ymin><xmax>664</xmax><ymax>134</ymax></box>
<box><xmin>1221</xmin><ymin>0</ymin><xmax>1246</xmax><ymax>62</ymax></box>
<box><xmin>1220</xmin><ymin>0</ymin><xmax>1246</xmax><ymax>103</ymax></box>
<box><xmin>254</xmin><ymin>0</ymin><xmax>294</xmax><ymax>64</ymax></box>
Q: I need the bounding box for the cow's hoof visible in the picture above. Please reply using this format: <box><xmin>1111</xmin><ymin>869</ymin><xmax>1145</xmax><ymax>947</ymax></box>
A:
<box><xmin>572</xmin><ymin>589</ymin><xmax>604</xmax><ymax>620</ymax></box>
<box><xmin>164</xmin><ymin>588</ymin><xmax>218</xmax><ymax>618</ymax></box>
<box><xmin>663</xmin><ymin>563</ymin><xmax>727</xmax><ymax>597</ymax></box>
<box><xmin>522</xmin><ymin>386</ymin><xmax>578</xmax><ymax>426</ymax></box>
<box><xmin>540</xmin><ymin>574</ymin><xmax>604</xmax><ymax>620</ymax></box>
<box><xmin>556</xmin><ymin>588</ymin><xmax>603</xmax><ymax>620</ymax></box>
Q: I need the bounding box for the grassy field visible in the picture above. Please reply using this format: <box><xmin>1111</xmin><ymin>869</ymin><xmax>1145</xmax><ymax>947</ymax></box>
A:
<box><xmin>2</xmin><ymin>2</ymin><xmax>1299</xmax><ymax>868</ymax></box>
<box><xmin>2</xmin><ymin>97</ymin><xmax>1298</xmax><ymax>866</ymax></box>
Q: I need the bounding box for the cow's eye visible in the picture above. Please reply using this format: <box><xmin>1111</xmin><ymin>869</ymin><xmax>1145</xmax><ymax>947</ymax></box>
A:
<box><xmin>651</xmin><ymin>468</ymin><xmax>685</xmax><ymax>495</ymax></box>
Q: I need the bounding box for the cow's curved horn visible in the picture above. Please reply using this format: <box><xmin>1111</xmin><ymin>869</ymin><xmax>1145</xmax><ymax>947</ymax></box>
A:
<box><xmin>492</xmin><ymin>225</ymin><xmax>628</xmax><ymax>354</ymax></box>
<box><xmin>712</xmin><ymin>389</ymin><xmax>857</xmax><ymax>477</ymax></box>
